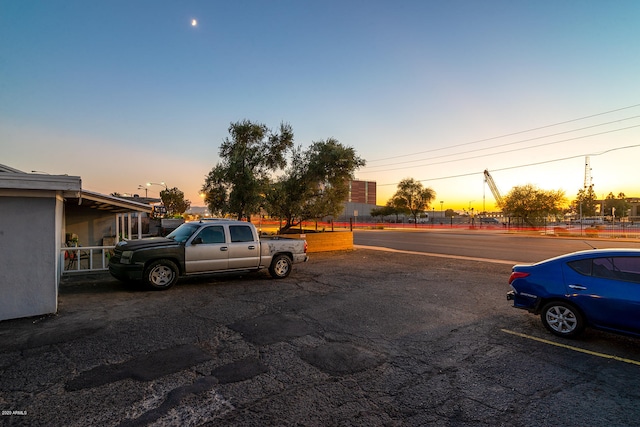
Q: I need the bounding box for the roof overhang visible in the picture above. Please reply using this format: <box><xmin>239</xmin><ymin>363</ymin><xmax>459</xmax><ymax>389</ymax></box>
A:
<box><xmin>0</xmin><ymin>165</ymin><xmax>152</xmax><ymax>214</ymax></box>
<box><xmin>0</xmin><ymin>171</ymin><xmax>82</xmax><ymax>194</ymax></box>
<box><xmin>71</xmin><ymin>190</ymin><xmax>153</xmax><ymax>214</ymax></box>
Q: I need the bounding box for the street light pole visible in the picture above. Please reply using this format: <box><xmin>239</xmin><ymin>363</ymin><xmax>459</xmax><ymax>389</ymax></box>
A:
<box><xmin>146</xmin><ymin>182</ymin><xmax>168</xmax><ymax>218</ymax></box>
<box><xmin>612</xmin><ymin>207</ymin><xmax>616</xmax><ymax>227</ymax></box>
<box><xmin>137</xmin><ymin>185</ymin><xmax>148</xmax><ymax>197</ymax></box>
<box><xmin>469</xmin><ymin>200</ymin><xmax>475</xmax><ymax>227</ymax></box>
<box><xmin>146</xmin><ymin>182</ymin><xmax>168</xmax><ymax>192</ymax></box>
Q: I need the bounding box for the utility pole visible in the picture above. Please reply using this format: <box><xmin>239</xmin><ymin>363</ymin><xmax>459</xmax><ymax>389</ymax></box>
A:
<box><xmin>583</xmin><ymin>156</ymin><xmax>592</xmax><ymax>189</ymax></box>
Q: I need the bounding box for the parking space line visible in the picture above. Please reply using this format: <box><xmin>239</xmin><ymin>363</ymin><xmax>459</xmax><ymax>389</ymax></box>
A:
<box><xmin>354</xmin><ymin>245</ymin><xmax>520</xmax><ymax>265</ymax></box>
<box><xmin>501</xmin><ymin>328</ymin><xmax>640</xmax><ymax>366</ymax></box>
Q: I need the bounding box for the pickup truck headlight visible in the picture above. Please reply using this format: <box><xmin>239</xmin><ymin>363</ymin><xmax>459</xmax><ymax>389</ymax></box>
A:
<box><xmin>120</xmin><ymin>250</ymin><xmax>134</xmax><ymax>264</ymax></box>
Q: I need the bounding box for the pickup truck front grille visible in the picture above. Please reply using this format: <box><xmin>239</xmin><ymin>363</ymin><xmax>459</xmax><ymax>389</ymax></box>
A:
<box><xmin>110</xmin><ymin>247</ymin><xmax>123</xmax><ymax>263</ymax></box>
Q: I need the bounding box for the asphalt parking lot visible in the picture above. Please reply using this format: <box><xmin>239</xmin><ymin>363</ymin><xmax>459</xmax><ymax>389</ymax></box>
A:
<box><xmin>2</xmin><ymin>248</ymin><xmax>640</xmax><ymax>426</ymax></box>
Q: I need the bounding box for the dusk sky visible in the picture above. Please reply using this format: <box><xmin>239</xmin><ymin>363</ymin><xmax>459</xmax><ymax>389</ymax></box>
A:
<box><xmin>2</xmin><ymin>1</ymin><xmax>640</xmax><ymax>212</ymax></box>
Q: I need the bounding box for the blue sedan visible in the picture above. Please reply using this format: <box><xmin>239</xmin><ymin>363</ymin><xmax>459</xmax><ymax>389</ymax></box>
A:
<box><xmin>507</xmin><ymin>249</ymin><xmax>640</xmax><ymax>338</ymax></box>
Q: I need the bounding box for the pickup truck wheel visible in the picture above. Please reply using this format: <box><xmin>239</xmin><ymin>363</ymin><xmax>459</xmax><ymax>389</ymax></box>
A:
<box><xmin>144</xmin><ymin>260</ymin><xmax>179</xmax><ymax>290</ymax></box>
<box><xmin>269</xmin><ymin>255</ymin><xmax>292</xmax><ymax>279</ymax></box>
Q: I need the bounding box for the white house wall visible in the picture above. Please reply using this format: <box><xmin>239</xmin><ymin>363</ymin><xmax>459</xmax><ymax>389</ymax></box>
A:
<box><xmin>0</xmin><ymin>195</ymin><xmax>58</xmax><ymax>321</ymax></box>
<box><xmin>56</xmin><ymin>194</ymin><xmax>64</xmax><ymax>286</ymax></box>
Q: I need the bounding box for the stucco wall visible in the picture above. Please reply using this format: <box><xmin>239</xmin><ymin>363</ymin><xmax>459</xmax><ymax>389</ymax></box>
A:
<box><xmin>0</xmin><ymin>196</ymin><xmax>58</xmax><ymax>321</ymax></box>
<box><xmin>65</xmin><ymin>208</ymin><xmax>150</xmax><ymax>245</ymax></box>
<box><xmin>65</xmin><ymin>206</ymin><xmax>116</xmax><ymax>246</ymax></box>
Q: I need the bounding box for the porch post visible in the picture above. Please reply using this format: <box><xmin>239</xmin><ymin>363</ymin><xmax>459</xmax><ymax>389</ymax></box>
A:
<box><xmin>115</xmin><ymin>213</ymin><xmax>120</xmax><ymax>242</ymax></box>
<box><xmin>120</xmin><ymin>213</ymin><xmax>126</xmax><ymax>239</ymax></box>
<box><xmin>127</xmin><ymin>213</ymin><xmax>132</xmax><ymax>240</ymax></box>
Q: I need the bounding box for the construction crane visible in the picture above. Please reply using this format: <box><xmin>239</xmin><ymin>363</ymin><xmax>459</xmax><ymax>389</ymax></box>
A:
<box><xmin>483</xmin><ymin>169</ymin><xmax>503</xmax><ymax>208</ymax></box>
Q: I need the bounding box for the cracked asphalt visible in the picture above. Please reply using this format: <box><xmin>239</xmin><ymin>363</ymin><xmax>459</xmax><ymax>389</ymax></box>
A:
<box><xmin>1</xmin><ymin>249</ymin><xmax>639</xmax><ymax>426</ymax></box>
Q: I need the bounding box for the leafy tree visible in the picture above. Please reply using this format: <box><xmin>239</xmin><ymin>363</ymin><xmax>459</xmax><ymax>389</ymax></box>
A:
<box><xmin>390</xmin><ymin>178</ymin><xmax>436</xmax><ymax>224</ymax></box>
<box><xmin>502</xmin><ymin>184</ymin><xmax>566</xmax><ymax>225</ymax></box>
<box><xmin>573</xmin><ymin>184</ymin><xmax>598</xmax><ymax>217</ymax></box>
<box><xmin>201</xmin><ymin>166</ymin><xmax>228</xmax><ymax>217</ymax></box>
<box><xmin>263</xmin><ymin>146</ymin><xmax>309</xmax><ymax>229</ymax></box>
<box><xmin>202</xmin><ymin>120</ymin><xmax>294</xmax><ymax>220</ymax></box>
<box><xmin>604</xmin><ymin>192</ymin><xmax>630</xmax><ymax>218</ymax></box>
<box><xmin>370</xmin><ymin>203</ymin><xmax>409</xmax><ymax>222</ymax></box>
<box><xmin>370</xmin><ymin>206</ymin><xmax>389</xmax><ymax>218</ymax></box>
<box><xmin>264</xmin><ymin>138</ymin><xmax>365</xmax><ymax>231</ymax></box>
<box><xmin>303</xmin><ymin>139</ymin><xmax>366</xmax><ymax>220</ymax></box>
<box><xmin>160</xmin><ymin>187</ymin><xmax>191</xmax><ymax>217</ymax></box>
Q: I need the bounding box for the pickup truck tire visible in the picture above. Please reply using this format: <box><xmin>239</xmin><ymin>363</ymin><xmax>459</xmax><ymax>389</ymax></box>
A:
<box><xmin>269</xmin><ymin>254</ymin><xmax>292</xmax><ymax>279</ymax></box>
<box><xmin>144</xmin><ymin>260</ymin><xmax>179</xmax><ymax>290</ymax></box>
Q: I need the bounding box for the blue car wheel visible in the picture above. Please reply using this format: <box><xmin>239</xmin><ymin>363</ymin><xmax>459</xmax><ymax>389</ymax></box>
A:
<box><xmin>540</xmin><ymin>301</ymin><xmax>585</xmax><ymax>338</ymax></box>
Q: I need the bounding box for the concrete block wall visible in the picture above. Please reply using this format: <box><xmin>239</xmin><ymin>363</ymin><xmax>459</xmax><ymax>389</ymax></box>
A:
<box><xmin>285</xmin><ymin>231</ymin><xmax>353</xmax><ymax>253</ymax></box>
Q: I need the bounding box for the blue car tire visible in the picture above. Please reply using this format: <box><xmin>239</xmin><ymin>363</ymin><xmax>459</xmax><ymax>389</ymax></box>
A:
<box><xmin>540</xmin><ymin>301</ymin><xmax>585</xmax><ymax>338</ymax></box>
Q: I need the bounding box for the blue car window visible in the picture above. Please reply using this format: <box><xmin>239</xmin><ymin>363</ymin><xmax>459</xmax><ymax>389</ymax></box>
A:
<box><xmin>568</xmin><ymin>259</ymin><xmax>591</xmax><ymax>276</ymax></box>
<box><xmin>587</xmin><ymin>257</ymin><xmax>640</xmax><ymax>282</ymax></box>
<box><xmin>612</xmin><ymin>257</ymin><xmax>640</xmax><ymax>283</ymax></box>
<box><xmin>592</xmin><ymin>258</ymin><xmax>617</xmax><ymax>279</ymax></box>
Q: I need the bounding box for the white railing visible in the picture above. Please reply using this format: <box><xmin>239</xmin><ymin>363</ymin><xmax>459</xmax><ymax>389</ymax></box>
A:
<box><xmin>61</xmin><ymin>246</ymin><xmax>116</xmax><ymax>274</ymax></box>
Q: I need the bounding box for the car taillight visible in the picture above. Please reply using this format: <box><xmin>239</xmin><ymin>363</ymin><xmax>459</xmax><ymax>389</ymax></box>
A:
<box><xmin>508</xmin><ymin>271</ymin><xmax>529</xmax><ymax>284</ymax></box>
<box><xmin>304</xmin><ymin>241</ymin><xmax>308</xmax><ymax>253</ymax></box>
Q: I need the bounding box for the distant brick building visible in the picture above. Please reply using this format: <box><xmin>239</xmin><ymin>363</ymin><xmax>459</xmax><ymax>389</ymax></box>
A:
<box><xmin>622</xmin><ymin>197</ymin><xmax>640</xmax><ymax>221</ymax></box>
<box><xmin>347</xmin><ymin>180</ymin><xmax>376</xmax><ymax>204</ymax></box>
<box><xmin>340</xmin><ymin>180</ymin><xmax>377</xmax><ymax>220</ymax></box>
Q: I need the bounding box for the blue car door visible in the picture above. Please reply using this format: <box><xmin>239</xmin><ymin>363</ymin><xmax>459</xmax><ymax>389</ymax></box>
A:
<box><xmin>564</xmin><ymin>257</ymin><xmax>640</xmax><ymax>333</ymax></box>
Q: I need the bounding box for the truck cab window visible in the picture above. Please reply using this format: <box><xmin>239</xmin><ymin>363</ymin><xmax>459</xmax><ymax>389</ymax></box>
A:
<box><xmin>195</xmin><ymin>226</ymin><xmax>225</xmax><ymax>244</ymax></box>
<box><xmin>166</xmin><ymin>223</ymin><xmax>200</xmax><ymax>243</ymax></box>
<box><xmin>230</xmin><ymin>225</ymin><xmax>254</xmax><ymax>242</ymax></box>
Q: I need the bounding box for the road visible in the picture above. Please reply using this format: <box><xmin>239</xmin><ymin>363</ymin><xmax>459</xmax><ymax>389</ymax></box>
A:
<box><xmin>354</xmin><ymin>229</ymin><xmax>640</xmax><ymax>263</ymax></box>
<box><xmin>2</xmin><ymin>231</ymin><xmax>640</xmax><ymax>426</ymax></box>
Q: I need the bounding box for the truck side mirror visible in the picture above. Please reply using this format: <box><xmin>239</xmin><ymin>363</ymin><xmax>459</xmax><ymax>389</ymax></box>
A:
<box><xmin>192</xmin><ymin>237</ymin><xmax>203</xmax><ymax>245</ymax></box>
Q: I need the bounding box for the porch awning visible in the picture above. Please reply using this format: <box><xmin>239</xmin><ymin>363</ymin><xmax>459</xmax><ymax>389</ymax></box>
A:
<box><xmin>66</xmin><ymin>190</ymin><xmax>153</xmax><ymax>214</ymax></box>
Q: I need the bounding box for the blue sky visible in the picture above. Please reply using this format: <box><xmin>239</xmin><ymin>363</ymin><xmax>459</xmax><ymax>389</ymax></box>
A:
<box><xmin>2</xmin><ymin>0</ymin><xmax>640</xmax><ymax>211</ymax></box>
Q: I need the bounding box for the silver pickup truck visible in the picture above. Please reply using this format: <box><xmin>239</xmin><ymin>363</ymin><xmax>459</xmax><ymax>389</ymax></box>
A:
<box><xmin>109</xmin><ymin>219</ymin><xmax>308</xmax><ymax>290</ymax></box>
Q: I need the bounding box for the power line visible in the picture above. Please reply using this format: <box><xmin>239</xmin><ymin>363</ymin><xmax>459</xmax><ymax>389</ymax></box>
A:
<box><xmin>364</xmin><ymin>124</ymin><xmax>640</xmax><ymax>174</ymax></box>
<box><xmin>364</xmin><ymin>115</ymin><xmax>640</xmax><ymax>171</ymax></box>
<box><xmin>367</xmin><ymin>103</ymin><xmax>640</xmax><ymax>163</ymax></box>
<box><xmin>377</xmin><ymin>143</ymin><xmax>640</xmax><ymax>187</ymax></box>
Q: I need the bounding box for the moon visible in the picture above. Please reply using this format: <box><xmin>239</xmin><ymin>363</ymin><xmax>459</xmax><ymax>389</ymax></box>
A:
<box><xmin>191</xmin><ymin>19</ymin><xmax>197</xmax><ymax>27</ymax></box>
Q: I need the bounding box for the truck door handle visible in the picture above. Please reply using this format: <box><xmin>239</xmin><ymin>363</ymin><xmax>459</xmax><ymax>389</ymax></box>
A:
<box><xmin>248</xmin><ymin>245</ymin><xmax>256</xmax><ymax>250</ymax></box>
<box><xmin>568</xmin><ymin>284</ymin><xmax>587</xmax><ymax>290</ymax></box>
<box><xmin>220</xmin><ymin>247</ymin><xmax>228</xmax><ymax>251</ymax></box>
